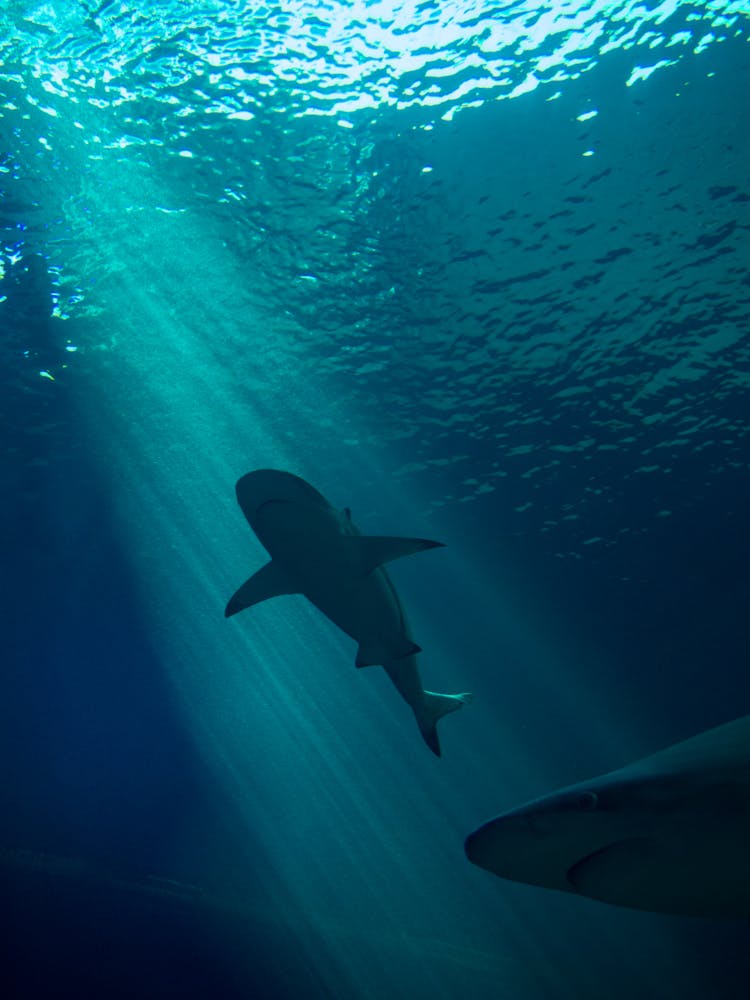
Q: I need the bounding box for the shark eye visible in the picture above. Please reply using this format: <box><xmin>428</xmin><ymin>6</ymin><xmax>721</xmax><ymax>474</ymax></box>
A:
<box><xmin>574</xmin><ymin>791</ymin><xmax>599</xmax><ymax>811</ymax></box>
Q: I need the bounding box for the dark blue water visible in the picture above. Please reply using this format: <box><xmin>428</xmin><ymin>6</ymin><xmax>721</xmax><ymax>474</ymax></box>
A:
<box><xmin>2</xmin><ymin>3</ymin><xmax>750</xmax><ymax>997</ymax></box>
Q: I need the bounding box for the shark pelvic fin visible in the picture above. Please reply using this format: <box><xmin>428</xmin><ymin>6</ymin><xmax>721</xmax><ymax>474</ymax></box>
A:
<box><xmin>348</xmin><ymin>535</ymin><xmax>444</xmax><ymax>575</ymax></box>
<box><xmin>355</xmin><ymin>637</ymin><xmax>421</xmax><ymax>668</ymax></box>
<box><xmin>225</xmin><ymin>560</ymin><xmax>297</xmax><ymax>618</ymax></box>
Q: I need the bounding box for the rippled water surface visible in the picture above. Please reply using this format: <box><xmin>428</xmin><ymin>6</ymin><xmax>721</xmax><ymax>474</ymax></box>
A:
<box><xmin>3</xmin><ymin>2</ymin><xmax>750</xmax><ymax>546</ymax></box>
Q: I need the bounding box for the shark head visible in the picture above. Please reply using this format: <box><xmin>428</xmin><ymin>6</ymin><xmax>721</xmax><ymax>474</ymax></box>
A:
<box><xmin>465</xmin><ymin>718</ymin><xmax>750</xmax><ymax>919</ymax></box>
<box><xmin>234</xmin><ymin>470</ymin><xmax>347</xmax><ymax>562</ymax></box>
<box><xmin>465</xmin><ymin>783</ymin><xmax>614</xmax><ymax>894</ymax></box>
<box><xmin>235</xmin><ymin>470</ymin><xmax>329</xmax><ymax>528</ymax></box>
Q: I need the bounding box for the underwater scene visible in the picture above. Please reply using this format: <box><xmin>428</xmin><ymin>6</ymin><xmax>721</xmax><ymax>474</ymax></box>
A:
<box><xmin>2</xmin><ymin>1</ymin><xmax>750</xmax><ymax>997</ymax></box>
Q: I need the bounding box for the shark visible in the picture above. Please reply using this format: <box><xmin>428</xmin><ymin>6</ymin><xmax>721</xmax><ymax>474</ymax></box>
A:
<box><xmin>225</xmin><ymin>469</ymin><xmax>471</xmax><ymax>756</ymax></box>
<box><xmin>465</xmin><ymin>714</ymin><xmax>750</xmax><ymax>918</ymax></box>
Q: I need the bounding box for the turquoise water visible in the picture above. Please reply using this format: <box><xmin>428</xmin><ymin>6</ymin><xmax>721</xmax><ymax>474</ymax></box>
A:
<box><xmin>2</xmin><ymin>2</ymin><xmax>750</xmax><ymax>997</ymax></box>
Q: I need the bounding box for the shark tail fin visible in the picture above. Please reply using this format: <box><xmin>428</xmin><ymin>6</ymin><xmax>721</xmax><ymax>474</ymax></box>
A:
<box><xmin>417</xmin><ymin>691</ymin><xmax>473</xmax><ymax>758</ymax></box>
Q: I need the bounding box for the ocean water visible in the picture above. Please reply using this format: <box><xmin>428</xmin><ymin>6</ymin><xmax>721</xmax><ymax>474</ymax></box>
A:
<box><xmin>2</xmin><ymin>2</ymin><xmax>750</xmax><ymax>997</ymax></box>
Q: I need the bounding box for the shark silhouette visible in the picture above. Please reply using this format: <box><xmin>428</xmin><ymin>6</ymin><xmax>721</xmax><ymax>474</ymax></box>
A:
<box><xmin>225</xmin><ymin>469</ymin><xmax>471</xmax><ymax>756</ymax></box>
<box><xmin>465</xmin><ymin>714</ymin><xmax>750</xmax><ymax>918</ymax></box>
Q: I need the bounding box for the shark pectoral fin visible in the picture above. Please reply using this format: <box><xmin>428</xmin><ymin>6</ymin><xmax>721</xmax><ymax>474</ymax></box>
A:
<box><xmin>567</xmin><ymin>837</ymin><xmax>701</xmax><ymax>914</ymax></box>
<box><xmin>349</xmin><ymin>535</ymin><xmax>445</xmax><ymax>575</ymax></box>
<box><xmin>355</xmin><ymin>638</ymin><xmax>422</xmax><ymax>668</ymax></box>
<box><xmin>225</xmin><ymin>560</ymin><xmax>297</xmax><ymax>618</ymax></box>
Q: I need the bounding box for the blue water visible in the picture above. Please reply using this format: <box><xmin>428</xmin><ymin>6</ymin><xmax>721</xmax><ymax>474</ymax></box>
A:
<box><xmin>2</xmin><ymin>2</ymin><xmax>750</xmax><ymax>997</ymax></box>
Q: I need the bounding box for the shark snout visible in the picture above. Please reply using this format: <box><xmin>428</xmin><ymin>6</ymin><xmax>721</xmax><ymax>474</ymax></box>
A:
<box><xmin>465</xmin><ymin>791</ymin><xmax>608</xmax><ymax>891</ymax></box>
<box><xmin>465</xmin><ymin>812</ymin><xmax>548</xmax><ymax>874</ymax></box>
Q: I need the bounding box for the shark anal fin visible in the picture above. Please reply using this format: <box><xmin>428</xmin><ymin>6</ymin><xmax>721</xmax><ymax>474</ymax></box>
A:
<box><xmin>348</xmin><ymin>535</ymin><xmax>445</xmax><ymax>575</ymax></box>
<box><xmin>225</xmin><ymin>560</ymin><xmax>297</xmax><ymax>618</ymax></box>
<box><xmin>355</xmin><ymin>639</ymin><xmax>421</xmax><ymax>668</ymax></box>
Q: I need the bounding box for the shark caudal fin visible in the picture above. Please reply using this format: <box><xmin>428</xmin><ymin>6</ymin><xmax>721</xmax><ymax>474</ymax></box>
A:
<box><xmin>417</xmin><ymin>691</ymin><xmax>473</xmax><ymax>758</ymax></box>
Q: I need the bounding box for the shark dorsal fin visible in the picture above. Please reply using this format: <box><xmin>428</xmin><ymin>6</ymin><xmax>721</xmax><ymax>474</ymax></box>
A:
<box><xmin>349</xmin><ymin>535</ymin><xmax>445</xmax><ymax>575</ymax></box>
<box><xmin>225</xmin><ymin>560</ymin><xmax>297</xmax><ymax>618</ymax></box>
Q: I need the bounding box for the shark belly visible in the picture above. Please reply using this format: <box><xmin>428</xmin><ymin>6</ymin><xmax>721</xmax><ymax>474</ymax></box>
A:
<box><xmin>255</xmin><ymin>500</ymin><xmax>416</xmax><ymax>665</ymax></box>
<box><xmin>303</xmin><ymin>564</ymin><xmax>416</xmax><ymax>665</ymax></box>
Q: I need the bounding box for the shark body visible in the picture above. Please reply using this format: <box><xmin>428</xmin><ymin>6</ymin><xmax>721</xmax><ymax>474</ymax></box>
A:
<box><xmin>225</xmin><ymin>469</ymin><xmax>471</xmax><ymax>755</ymax></box>
<box><xmin>465</xmin><ymin>715</ymin><xmax>750</xmax><ymax>918</ymax></box>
